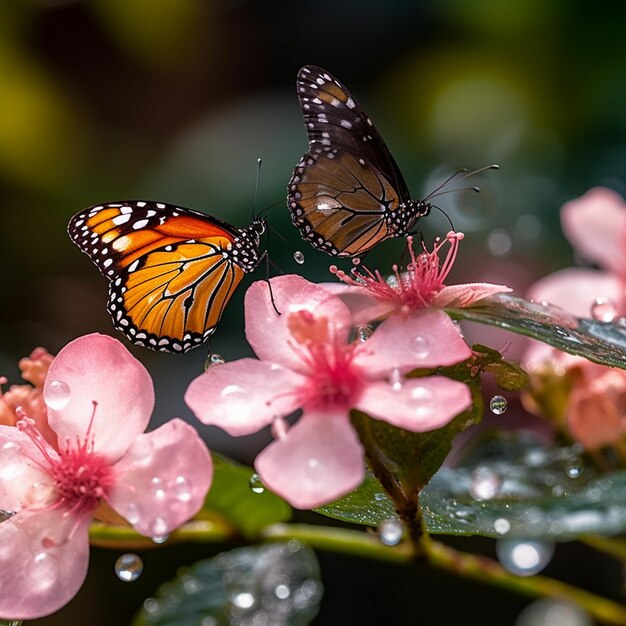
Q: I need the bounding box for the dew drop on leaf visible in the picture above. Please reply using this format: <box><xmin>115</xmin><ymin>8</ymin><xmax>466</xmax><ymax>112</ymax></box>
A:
<box><xmin>590</xmin><ymin>296</ymin><xmax>618</xmax><ymax>322</ymax></box>
<box><xmin>115</xmin><ymin>553</ymin><xmax>143</xmax><ymax>582</ymax></box>
<box><xmin>496</xmin><ymin>539</ymin><xmax>554</xmax><ymax>576</ymax></box>
<box><xmin>377</xmin><ymin>518</ymin><xmax>403</xmax><ymax>546</ymax></box>
<box><xmin>249</xmin><ymin>473</ymin><xmax>265</xmax><ymax>494</ymax></box>
<box><xmin>489</xmin><ymin>395</ymin><xmax>508</xmax><ymax>415</ymax></box>
<box><xmin>469</xmin><ymin>467</ymin><xmax>503</xmax><ymax>501</ymax></box>
<box><xmin>515</xmin><ymin>599</ymin><xmax>592</xmax><ymax>626</ymax></box>
<box><xmin>46</xmin><ymin>380</ymin><xmax>71</xmax><ymax>410</ymax></box>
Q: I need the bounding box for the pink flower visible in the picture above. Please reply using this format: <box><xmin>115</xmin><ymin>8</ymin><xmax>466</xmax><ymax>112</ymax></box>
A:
<box><xmin>325</xmin><ymin>232</ymin><xmax>511</xmax><ymax>325</ymax></box>
<box><xmin>528</xmin><ymin>187</ymin><xmax>626</xmax><ymax>319</ymax></box>
<box><xmin>523</xmin><ymin>188</ymin><xmax>626</xmax><ymax>449</ymax></box>
<box><xmin>0</xmin><ymin>334</ymin><xmax>213</xmax><ymax>619</ymax></box>
<box><xmin>185</xmin><ymin>275</ymin><xmax>472</xmax><ymax>509</ymax></box>
<box><xmin>0</xmin><ymin>347</ymin><xmax>56</xmax><ymax>446</ymax></box>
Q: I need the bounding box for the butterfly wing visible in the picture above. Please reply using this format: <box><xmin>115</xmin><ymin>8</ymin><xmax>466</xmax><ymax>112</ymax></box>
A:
<box><xmin>68</xmin><ymin>201</ymin><xmax>251</xmax><ymax>352</ymax></box>
<box><xmin>288</xmin><ymin>65</ymin><xmax>416</xmax><ymax>257</ymax></box>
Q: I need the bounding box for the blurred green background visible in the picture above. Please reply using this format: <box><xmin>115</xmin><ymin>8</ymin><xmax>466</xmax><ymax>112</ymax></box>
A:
<box><xmin>1</xmin><ymin>0</ymin><xmax>625</xmax><ymax>624</ymax></box>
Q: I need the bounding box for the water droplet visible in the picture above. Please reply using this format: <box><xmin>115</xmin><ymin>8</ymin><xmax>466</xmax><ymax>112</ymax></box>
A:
<box><xmin>29</xmin><ymin>551</ymin><xmax>59</xmax><ymax>592</ymax></box>
<box><xmin>377</xmin><ymin>518</ymin><xmax>403</xmax><ymax>546</ymax></box>
<box><xmin>515</xmin><ymin>598</ymin><xmax>592</xmax><ymax>626</ymax></box>
<box><xmin>170</xmin><ymin>476</ymin><xmax>192</xmax><ymax>501</ymax></box>
<box><xmin>591</xmin><ymin>296</ymin><xmax>618</xmax><ymax>322</ymax></box>
<box><xmin>124</xmin><ymin>503</ymin><xmax>141</xmax><ymax>524</ymax></box>
<box><xmin>409</xmin><ymin>335</ymin><xmax>429</xmax><ymax>358</ymax></box>
<box><xmin>293</xmin><ymin>251</ymin><xmax>305</xmax><ymax>264</ymax></box>
<box><xmin>356</xmin><ymin>325</ymin><xmax>373</xmax><ymax>341</ymax></box>
<box><xmin>352</xmin><ymin>257</ymin><xmax>361</xmax><ymax>266</ymax></box>
<box><xmin>151</xmin><ymin>476</ymin><xmax>166</xmax><ymax>500</ymax></box>
<box><xmin>115</xmin><ymin>553</ymin><xmax>143</xmax><ymax>582</ymax></box>
<box><xmin>232</xmin><ymin>591</ymin><xmax>255</xmax><ymax>609</ymax></box>
<box><xmin>143</xmin><ymin>598</ymin><xmax>161</xmax><ymax>616</ymax></box>
<box><xmin>469</xmin><ymin>467</ymin><xmax>503</xmax><ymax>500</ymax></box>
<box><xmin>566</xmin><ymin>463</ymin><xmax>583</xmax><ymax>479</ymax></box>
<box><xmin>150</xmin><ymin>516</ymin><xmax>169</xmax><ymax>542</ymax></box>
<box><xmin>496</xmin><ymin>539</ymin><xmax>554</xmax><ymax>576</ymax></box>
<box><xmin>494</xmin><ymin>518</ymin><xmax>511</xmax><ymax>535</ymax></box>
<box><xmin>24</xmin><ymin>481</ymin><xmax>56</xmax><ymax>509</ymax></box>
<box><xmin>389</xmin><ymin>368</ymin><xmax>404</xmax><ymax>391</ymax></box>
<box><xmin>249</xmin><ymin>473</ymin><xmax>265</xmax><ymax>494</ymax></box>
<box><xmin>407</xmin><ymin>385</ymin><xmax>434</xmax><ymax>412</ymax></box>
<box><xmin>46</xmin><ymin>380</ymin><xmax>71</xmax><ymax>410</ymax></box>
<box><xmin>274</xmin><ymin>583</ymin><xmax>291</xmax><ymax>599</ymax></box>
<box><xmin>490</xmin><ymin>395</ymin><xmax>508</xmax><ymax>415</ymax></box>
<box><xmin>204</xmin><ymin>353</ymin><xmax>225</xmax><ymax>370</ymax></box>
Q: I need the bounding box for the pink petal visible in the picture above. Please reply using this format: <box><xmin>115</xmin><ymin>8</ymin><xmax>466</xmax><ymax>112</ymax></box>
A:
<box><xmin>434</xmin><ymin>283</ymin><xmax>512</xmax><ymax>308</ymax></box>
<box><xmin>320</xmin><ymin>282</ymin><xmax>395</xmax><ymax>324</ymax></box>
<box><xmin>0</xmin><ymin>508</ymin><xmax>90</xmax><ymax>619</ymax></box>
<box><xmin>255</xmin><ymin>412</ymin><xmax>364</xmax><ymax>509</ymax></box>
<box><xmin>107</xmin><ymin>418</ymin><xmax>213</xmax><ymax>537</ymax></box>
<box><xmin>245</xmin><ymin>275</ymin><xmax>352</xmax><ymax>373</ymax></box>
<box><xmin>356</xmin><ymin>378</ymin><xmax>472</xmax><ymax>431</ymax></box>
<box><xmin>354</xmin><ymin>308</ymin><xmax>471</xmax><ymax>376</ymax></box>
<box><xmin>0</xmin><ymin>426</ymin><xmax>58</xmax><ymax>512</ymax></box>
<box><xmin>568</xmin><ymin>387</ymin><xmax>622</xmax><ymax>450</ymax></box>
<box><xmin>527</xmin><ymin>268</ymin><xmax>624</xmax><ymax>318</ymax></box>
<box><xmin>185</xmin><ymin>359</ymin><xmax>304</xmax><ymax>435</ymax></box>
<box><xmin>44</xmin><ymin>334</ymin><xmax>154</xmax><ymax>462</ymax></box>
<box><xmin>561</xmin><ymin>187</ymin><xmax>626</xmax><ymax>274</ymax></box>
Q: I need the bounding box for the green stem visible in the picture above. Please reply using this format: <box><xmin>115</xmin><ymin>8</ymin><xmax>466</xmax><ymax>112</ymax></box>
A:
<box><xmin>580</xmin><ymin>534</ymin><xmax>626</xmax><ymax>562</ymax></box>
<box><xmin>88</xmin><ymin>519</ymin><xmax>626</xmax><ymax>625</ymax></box>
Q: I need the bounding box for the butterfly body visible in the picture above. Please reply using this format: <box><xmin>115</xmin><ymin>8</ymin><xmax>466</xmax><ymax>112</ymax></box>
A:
<box><xmin>288</xmin><ymin>65</ymin><xmax>430</xmax><ymax>258</ymax></box>
<box><xmin>68</xmin><ymin>201</ymin><xmax>266</xmax><ymax>353</ymax></box>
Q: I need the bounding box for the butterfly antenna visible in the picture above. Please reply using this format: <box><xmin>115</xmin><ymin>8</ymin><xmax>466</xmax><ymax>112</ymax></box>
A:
<box><xmin>423</xmin><ymin>164</ymin><xmax>498</xmax><ymax>202</ymax></box>
<box><xmin>252</xmin><ymin>158</ymin><xmax>262</xmax><ymax>219</ymax></box>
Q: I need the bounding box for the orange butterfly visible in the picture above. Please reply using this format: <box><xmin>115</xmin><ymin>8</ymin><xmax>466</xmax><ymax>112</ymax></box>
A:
<box><xmin>68</xmin><ymin>201</ymin><xmax>266</xmax><ymax>353</ymax></box>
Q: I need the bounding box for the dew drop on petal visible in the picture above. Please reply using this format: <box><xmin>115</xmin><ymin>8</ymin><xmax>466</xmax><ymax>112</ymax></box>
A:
<box><xmin>46</xmin><ymin>380</ymin><xmax>71</xmax><ymax>410</ymax></box>
<box><xmin>496</xmin><ymin>539</ymin><xmax>554</xmax><ymax>576</ymax></box>
<box><xmin>151</xmin><ymin>476</ymin><xmax>166</xmax><ymax>500</ymax></box>
<box><xmin>24</xmin><ymin>481</ymin><xmax>56</xmax><ymax>510</ymax></box>
<box><xmin>170</xmin><ymin>476</ymin><xmax>193</xmax><ymax>501</ymax></box>
<box><xmin>29</xmin><ymin>552</ymin><xmax>59</xmax><ymax>592</ymax></box>
<box><xmin>389</xmin><ymin>368</ymin><xmax>404</xmax><ymax>391</ymax></box>
<box><xmin>150</xmin><ymin>517</ymin><xmax>169</xmax><ymax>542</ymax></box>
<box><xmin>293</xmin><ymin>251</ymin><xmax>305</xmax><ymax>264</ymax></box>
<box><xmin>232</xmin><ymin>591</ymin><xmax>255</xmax><ymax>609</ymax></box>
<box><xmin>494</xmin><ymin>518</ymin><xmax>511</xmax><ymax>535</ymax></box>
<box><xmin>590</xmin><ymin>296</ymin><xmax>618</xmax><ymax>322</ymax></box>
<box><xmin>470</xmin><ymin>467</ymin><xmax>503</xmax><ymax>500</ymax></box>
<box><xmin>409</xmin><ymin>335</ymin><xmax>430</xmax><ymax>358</ymax></box>
<box><xmin>377</xmin><ymin>518</ymin><xmax>403</xmax><ymax>546</ymax></box>
<box><xmin>356</xmin><ymin>325</ymin><xmax>373</xmax><ymax>342</ymax></box>
<box><xmin>205</xmin><ymin>353</ymin><xmax>225</xmax><ymax>370</ymax></box>
<box><xmin>115</xmin><ymin>553</ymin><xmax>144</xmax><ymax>582</ymax></box>
<box><xmin>490</xmin><ymin>395</ymin><xmax>508</xmax><ymax>415</ymax></box>
<box><xmin>124</xmin><ymin>503</ymin><xmax>141</xmax><ymax>525</ymax></box>
<box><xmin>219</xmin><ymin>385</ymin><xmax>249</xmax><ymax>415</ymax></box>
<box><xmin>249</xmin><ymin>473</ymin><xmax>265</xmax><ymax>494</ymax></box>
<box><xmin>407</xmin><ymin>385</ymin><xmax>434</xmax><ymax>410</ymax></box>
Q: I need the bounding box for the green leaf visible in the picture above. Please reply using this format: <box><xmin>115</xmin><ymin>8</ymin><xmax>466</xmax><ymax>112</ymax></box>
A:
<box><xmin>316</xmin><ymin>471</ymin><xmax>395</xmax><ymax>525</ymax></box>
<box><xmin>320</xmin><ymin>432</ymin><xmax>626</xmax><ymax>541</ymax></box>
<box><xmin>447</xmin><ymin>293</ymin><xmax>626</xmax><ymax>369</ymax></box>
<box><xmin>203</xmin><ymin>455</ymin><xmax>291</xmax><ymax>538</ymax></box>
<box><xmin>132</xmin><ymin>542</ymin><xmax>322</xmax><ymax>626</ymax></box>
<box><xmin>0</xmin><ymin>620</ymin><xmax>22</xmax><ymax>626</ymax></box>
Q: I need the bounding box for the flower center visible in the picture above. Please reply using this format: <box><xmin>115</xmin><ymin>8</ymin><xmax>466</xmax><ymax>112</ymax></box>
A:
<box><xmin>17</xmin><ymin>404</ymin><xmax>114</xmax><ymax>516</ymax></box>
<box><xmin>287</xmin><ymin>310</ymin><xmax>362</xmax><ymax>411</ymax></box>
<box><xmin>331</xmin><ymin>231</ymin><xmax>464</xmax><ymax>310</ymax></box>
